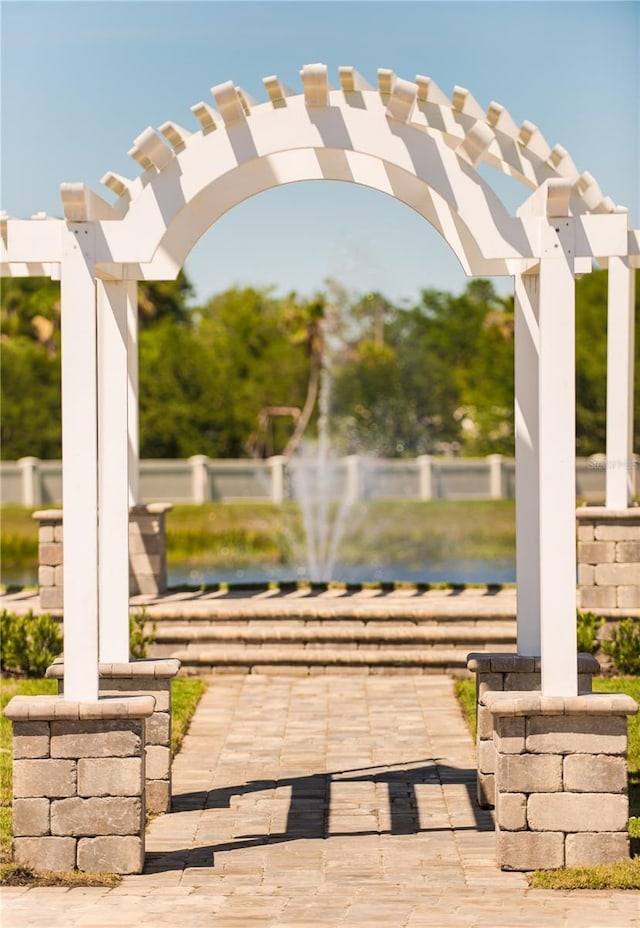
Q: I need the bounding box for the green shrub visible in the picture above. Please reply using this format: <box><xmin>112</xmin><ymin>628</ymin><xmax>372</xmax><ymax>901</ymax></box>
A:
<box><xmin>576</xmin><ymin>610</ymin><xmax>604</xmax><ymax>654</ymax></box>
<box><xmin>0</xmin><ymin>610</ymin><xmax>62</xmax><ymax>677</ymax></box>
<box><xmin>0</xmin><ymin>609</ymin><xmax>156</xmax><ymax>675</ymax></box>
<box><xmin>602</xmin><ymin>618</ymin><xmax>640</xmax><ymax>675</ymax></box>
<box><xmin>129</xmin><ymin>608</ymin><xmax>156</xmax><ymax>659</ymax></box>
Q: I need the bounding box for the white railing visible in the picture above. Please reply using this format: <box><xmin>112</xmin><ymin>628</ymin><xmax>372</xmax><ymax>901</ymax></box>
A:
<box><xmin>0</xmin><ymin>453</ymin><xmax>624</xmax><ymax>506</ymax></box>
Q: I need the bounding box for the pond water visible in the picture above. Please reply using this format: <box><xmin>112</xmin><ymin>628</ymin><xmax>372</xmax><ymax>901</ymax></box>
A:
<box><xmin>2</xmin><ymin>557</ymin><xmax>516</xmax><ymax>590</ymax></box>
<box><xmin>168</xmin><ymin>557</ymin><xmax>516</xmax><ymax>588</ymax></box>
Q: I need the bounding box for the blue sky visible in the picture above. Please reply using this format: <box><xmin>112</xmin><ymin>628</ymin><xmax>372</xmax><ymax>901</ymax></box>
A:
<box><xmin>1</xmin><ymin>0</ymin><xmax>638</xmax><ymax>305</ymax></box>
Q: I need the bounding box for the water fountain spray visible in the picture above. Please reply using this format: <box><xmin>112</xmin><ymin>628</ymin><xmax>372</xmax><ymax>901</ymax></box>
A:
<box><xmin>289</xmin><ymin>318</ymin><xmax>355</xmax><ymax>583</ymax></box>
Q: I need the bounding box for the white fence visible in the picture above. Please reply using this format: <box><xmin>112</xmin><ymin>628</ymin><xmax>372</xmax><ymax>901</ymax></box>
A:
<box><xmin>0</xmin><ymin>453</ymin><xmax>619</xmax><ymax>507</ymax></box>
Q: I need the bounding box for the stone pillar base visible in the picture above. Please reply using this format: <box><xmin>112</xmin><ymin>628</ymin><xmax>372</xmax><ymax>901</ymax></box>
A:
<box><xmin>3</xmin><ymin>694</ymin><xmax>155</xmax><ymax>874</ymax></box>
<box><xmin>466</xmin><ymin>652</ymin><xmax>600</xmax><ymax>808</ymax></box>
<box><xmin>482</xmin><ymin>690</ymin><xmax>638</xmax><ymax>871</ymax></box>
<box><xmin>46</xmin><ymin>658</ymin><xmax>181</xmax><ymax>814</ymax></box>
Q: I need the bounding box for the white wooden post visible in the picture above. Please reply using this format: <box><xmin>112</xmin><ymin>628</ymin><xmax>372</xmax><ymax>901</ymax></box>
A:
<box><xmin>346</xmin><ymin>455</ymin><xmax>360</xmax><ymax>505</ymax></box>
<box><xmin>269</xmin><ymin>455</ymin><xmax>285</xmax><ymax>505</ymax></box>
<box><xmin>97</xmin><ymin>279</ymin><xmax>130</xmax><ymax>663</ymax></box>
<box><xmin>127</xmin><ymin>281</ymin><xmax>140</xmax><ymax>506</ymax></box>
<box><xmin>17</xmin><ymin>456</ymin><xmax>41</xmax><ymax>507</ymax></box>
<box><xmin>488</xmin><ymin>454</ymin><xmax>504</xmax><ymax>499</ymax></box>
<box><xmin>417</xmin><ymin>454</ymin><xmax>434</xmax><ymax>500</ymax></box>
<box><xmin>60</xmin><ymin>226</ymin><xmax>99</xmax><ymax>701</ymax></box>
<box><xmin>538</xmin><ymin>250</ymin><xmax>577</xmax><ymax>696</ymax></box>
<box><xmin>190</xmin><ymin>455</ymin><xmax>209</xmax><ymax>503</ymax></box>
<box><xmin>514</xmin><ymin>273</ymin><xmax>541</xmax><ymax>657</ymax></box>
<box><xmin>606</xmin><ymin>257</ymin><xmax>635</xmax><ymax>509</ymax></box>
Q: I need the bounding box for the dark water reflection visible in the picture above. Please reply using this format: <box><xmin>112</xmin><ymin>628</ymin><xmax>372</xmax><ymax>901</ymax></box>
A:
<box><xmin>3</xmin><ymin>558</ymin><xmax>516</xmax><ymax>590</ymax></box>
<box><xmin>168</xmin><ymin>557</ymin><xmax>516</xmax><ymax>588</ymax></box>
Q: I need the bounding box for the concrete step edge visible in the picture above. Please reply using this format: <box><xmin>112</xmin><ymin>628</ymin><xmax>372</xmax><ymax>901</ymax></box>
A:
<box><xmin>152</xmin><ymin>626</ymin><xmax>515</xmax><ymax>644</ymax></box>
<box><xmin>144</xmin><ymin>608</ymin><xmax>517</xmax><ymax>622</ymax></box>
<box><xmin>167</xmin><ymin>646</ymin><xmax>485</xmax><ymax>666</ymax></box>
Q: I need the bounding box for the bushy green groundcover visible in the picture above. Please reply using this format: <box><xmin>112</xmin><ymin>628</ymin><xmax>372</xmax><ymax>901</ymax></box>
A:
<box><xmin>455</xmin><ymin>675</ymin><xmax>640</xmax><ymax>889</ymax></box>
<box><xmin>0</xmin><ymin>676</ymin><xmax>205</xmax><ymax>885</ymax></box>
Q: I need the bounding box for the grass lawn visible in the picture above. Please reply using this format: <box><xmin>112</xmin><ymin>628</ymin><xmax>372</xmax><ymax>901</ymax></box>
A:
<box><xmin>0</xmin><ymin>675</ymin><xmax>206</xmax><ymax>884</ymax></box>
<box><xmin>454</xmin><ymin>675</ymin><xmax>640</xmax><ymax>889</ymax></box>
<box><xmin>1</xmin><ymin>500</ymin><xmax>516</xmax><ymax>580</ymax></box>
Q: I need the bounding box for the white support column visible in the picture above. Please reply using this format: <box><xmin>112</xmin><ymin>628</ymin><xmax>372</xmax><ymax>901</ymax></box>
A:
<box><xmin>60</xmin><ymin>226</ymin><xmax>99</xmax><ymax>701</ymax></box>
<box><xmin>514</xmin><ymin>273</ymin><xmax>540</xmax><ymax>657</ymax></box>
<box><xmin>97</xmin><ymin>279</ymin><xmax>130</xmax><ymax>663</ymax></box>
<box><xmin>127</xmin><ymin>282</ymin><xmax>140</xmax><ymax>506</ymax></box>
<box><xmin>606</xmin><ymin>257</ymin><xmax>635</xmax><ymax>509</ymax></box>
<box><xmin>538</xmin><ymin>253</ymin><xmax>577</xmax><ymax>696</ymax></box>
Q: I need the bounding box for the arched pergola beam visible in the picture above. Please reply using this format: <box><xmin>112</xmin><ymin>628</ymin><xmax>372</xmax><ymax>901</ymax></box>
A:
<box><xmin>62</xmin><ymin>91</ymin><xmax>533</xmax><ymax>275</ymax></box>
<box><xmin>3</xmin><ymin>65</ymin><xmax>633</xmax><ymax>280</ymax></box>
<box><xmin>50</xmin><ymin>63</ymin><xmax>613</xmax><ymax>263</ymax></box>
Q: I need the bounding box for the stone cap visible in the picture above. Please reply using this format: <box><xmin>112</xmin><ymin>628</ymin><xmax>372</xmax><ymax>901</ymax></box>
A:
<box><xmin>3</xmin><ymin>694</ymin><xmax>156</xmax><ymax>721</ymax></box>
<box><xmin>33</xmin><ymin>503</ymin><xmax>174</xmax><ymax>524</ymax></box>
<box><xmin>481</xmin><ymin>690</ymin><xmax>638</xmax><ymax>717</ymax></box>
<box><xmin>466</xmin><ymin>652</ymin><xmax>600</xmax><ymax>674</ymax></box>
<box><xmin>576</xmin><ymin>505</ymin><xmax>640</xmax><ymax>522</ymax></box>
<box><xmin>46</xmin><ymin>657</ymin><xmax>181</xmax><ymax>680</ymax></box>
<box><xmin>32</xmin><ymin>509</ymin><xmax>63</xmax><ymax>523</ymax></box>
<box><xmin>130</xmin><ymin>503</ymin><xmax>173</xmax><ymax>515</ymax></box>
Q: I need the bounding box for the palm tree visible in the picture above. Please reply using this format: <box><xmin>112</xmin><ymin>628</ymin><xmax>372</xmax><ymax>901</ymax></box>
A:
<box><xmin>283</xmin><ymin>294</ymin><xmax>327</xmax><ymax>457</ymax></box>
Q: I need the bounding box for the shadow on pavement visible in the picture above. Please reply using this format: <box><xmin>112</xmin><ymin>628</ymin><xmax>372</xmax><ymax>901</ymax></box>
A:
<box><xmin>145</xmin><ymin>760</ymin><xmax>493</xmax><ymax>873</ymax></box>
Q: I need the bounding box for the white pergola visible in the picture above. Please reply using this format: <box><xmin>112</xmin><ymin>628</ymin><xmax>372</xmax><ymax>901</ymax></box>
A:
<box><xmin>1</xmin><ymin>64</ymin><xmax>638</xmax><ymax>701</ymax></box>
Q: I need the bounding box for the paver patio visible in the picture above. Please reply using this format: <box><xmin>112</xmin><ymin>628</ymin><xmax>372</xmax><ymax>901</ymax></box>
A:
<box><xmin>2</xmin><ymin>673</ymin><xmax>638</xmax><ymax>927</ymax></box>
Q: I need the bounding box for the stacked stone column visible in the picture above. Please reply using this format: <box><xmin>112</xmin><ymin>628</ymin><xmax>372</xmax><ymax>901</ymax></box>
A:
<box><xmin>128</xmin><ymin>503</ymin><xmax>172</xmax><ymax>597</ymax></box>
<box><xmin>576</xmin><ymin>506</ymin><xmax>640</xmax><ymax>613</ymax></box>
<box><xmin>466</xmin><ymin>652</ymin><xmax>600</xmax><ymax>808</ymax></box>
<box><xmin>33</xmin><ymin>510</ymin><xmax>64</xmax><ymax>612</ymax></box>
<box><xmin>33</xmin><ymin>502</ymin><xmax>172</xmax><ymax>611</ymax></box>
<box><xmin>46</xmin><ymin>658</ymin><xmax>181</xmax><ymax>814</ymax></box>
<box><xmin>4</xmin><ymin>694</ymin><xmax>155</xmax><ymax>874</ymax></box>
<box><xmin>482</xmin><ymin>691</ymin><xmax>637</xmax><ymax>870</ymax></box>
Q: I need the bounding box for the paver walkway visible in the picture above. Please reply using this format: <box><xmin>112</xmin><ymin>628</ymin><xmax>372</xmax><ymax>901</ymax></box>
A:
<box><xmin>2</xmin><ymin>674</ymin><xmax>638</xmax><ymax>927</ymax></box>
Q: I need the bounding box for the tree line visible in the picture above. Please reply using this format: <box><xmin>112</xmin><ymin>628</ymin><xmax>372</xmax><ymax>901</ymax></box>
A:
<box><xmin>1</xmin><ymin>269</ymin><xmax>638</xmax><ymax>461</ymax></box>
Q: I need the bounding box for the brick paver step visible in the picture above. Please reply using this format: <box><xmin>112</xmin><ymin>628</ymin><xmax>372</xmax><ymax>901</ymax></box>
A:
<box><xmin>168</xmin><ymin>644</ymin><xmax>511</xmax><ymax>672</ymax></box>
<box><xmin>152</xmin><ymin>621</ymin><xmax>515</xmax><ymax>645</ymax></box>
<box><xmin>132</xmin><ymin>586</ymin><xmax>518</xmax><ymax>623</ymax></box>
<box><xmin>148</xmin><ymin>596</ymin><xmax>516</xmax><ymax>673</ymax></box>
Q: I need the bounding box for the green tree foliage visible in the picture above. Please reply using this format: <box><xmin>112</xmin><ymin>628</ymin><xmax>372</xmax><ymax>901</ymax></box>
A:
<box><xmin>575</xmin><ymin>270</ymin><xmax>608</xmax><ymax>455</ymax></box>
<box><xmin>452</xmin><ymin>281</ymin><xmax>515</xmax><ymax>455</ymax></box>
<box><xmin>138</xmin><ymin>270</ymin><xmax>194</xmax><ymax>328</ymax></box>
<box><xmin>1</xmin><ymin>277</ymin><xmax>63</xmax><ymax>459</ymax></box>
<box><xmin>195</xmin><ymin>286</ymin><xmax>310</xmax><ymax>456</ymax></box>
<box><xmin>1</xmin><ymin>277</ymin><xmax>61</xmax><ymax>344</ymax></box>
<box><xmin>574</xmin><ymin>269</ymin><xmax>640</xmax><ymax>456</ymax></box>
<box><xmin>2</xmin><ymin>269</ymin><xmax>638</xmax><ymax>462</ymax></box>
<box><xmin>0</xmin><ymin>272</ymin><xmax>195</xmax><ymax>460</ymax></box>
<box><xmin>138</xmin><ymin>286</ymin><xmax>310</xmax><ymax>458</ymax></box>
<box><xmin>1</xmin><ymin>338</ymin><xmax>62</xmax><ymax>459</ymax></box>
<box><xmin>331</xmin><ymin>280</ymin><xmax>514</xmax><ymax>456</ymax></box>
